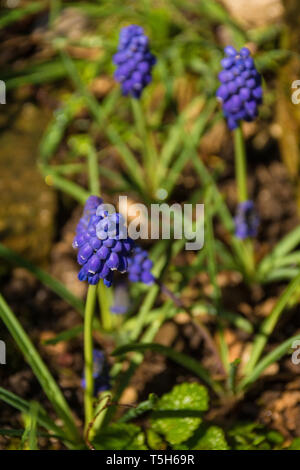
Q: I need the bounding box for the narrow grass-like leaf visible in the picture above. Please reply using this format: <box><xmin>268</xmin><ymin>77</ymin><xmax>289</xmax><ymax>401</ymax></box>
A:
<box><xmin>42</xmin><ymin>325</ymin><xmax>83</xmax><ymax>345</ymax></box>
<box><xmin>0</xmin><ymin>295</ymin><xmax>80</xmax><ymax>443</ymax></box>
<box><xmin>0</xmin><ymin>387</ymin><xmax>62</xmax><ymax>436</ymax></box>
<box><xmin>244</xmin><ymin>271</ymin><xmax>300</xmax><ymax>376</ymax></box>
<box><xmin>28</xmin><ymin>402</ymin><xmax>39</xmax><ymax>450</ymax></box>
<box><xmin>238</xmin><ymin>333</ymin><xmax>300</xmax><ymax>392</ymax></box>
<box><xmin>0</xmin><ymin>2</ymin><xmax>45</xmax><ymax>28</ymax></box>
<box><xmin>42</xmin><ymin>166</ymin><xmax>89</xmax><ymax>204</ymax></box>
<box><xmin>59</xmin><ymin>50</ymin><xmax>146</xmax><ymax>195</ymax></box>
<box><xmin>258</xmin><ymin>226</ymin><xmax>300</xmax><ymax>276</ymax></box>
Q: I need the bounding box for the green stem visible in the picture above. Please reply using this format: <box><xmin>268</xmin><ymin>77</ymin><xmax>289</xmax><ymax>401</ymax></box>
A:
<box><xmin>98</xmin><ymin>281</ymin><xmax>112</xmax><ymax>331</ymax></box>
<box><xmin>84</xmin><ymin>285</ymin><xmax>97</xmax><ymax>430</ymax></box>
<box><xmin>205</xmin><ymin>188</ymin><xmax>229</xmax><ymax>374</ymax></box>
<box><xmin>130</xmin><ymin>98</ymin><xmax>157</xmax><ymax>195</ymax></box>
<box><xmin>234</xmin><ymin>125</ymin><xmax>256</xmax><ymax>279</ymax></box>
<box><xmin>234</xmin><ymin>124</ymin><xmax>248</xmax><ymax>203</ymax></box>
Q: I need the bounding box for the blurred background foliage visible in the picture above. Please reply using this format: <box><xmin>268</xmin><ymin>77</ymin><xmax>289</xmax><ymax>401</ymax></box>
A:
<box><xmin>1</xmin><ymin>0</ymin><xmax>300</xmax><ymax>450</ymax></box>
<box><xmin>1</xmin><ymin>0</ymin><xmax>300</xmax><ymax>266</ymax></box>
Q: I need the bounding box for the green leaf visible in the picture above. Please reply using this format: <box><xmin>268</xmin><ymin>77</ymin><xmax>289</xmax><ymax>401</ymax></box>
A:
<box><xmin>112</xmin><ymin>343</ymin><xmax>221</xmax><ymax>394</ymax></box>
<box><xmin>43</xmin><ymin>325</ymin><xmax>83</xmax><ymax>345</ymax></box>
<box><xmin>146</xmin><ymin>429</ymin><xmax>165</xmax><ymax>450</ymax></box>
<box><xmin>41</xmin><ymin>166</ymin><xmax>89</xmax><ymax>204</ymax></box>
<box><xmin>39</xmin><ymin>95</ymin><xmax>84</xmax><ymax>165</ymax></box>
<box><xmin>287</xmin><ymin>437</ymin><xmax>300</xmax><ymax>450</ymax></box>
<box><xmin>119</xmin><ymin>393</ymin><xmax>158</xmax><ymax>423</ymax></box>
<box><xmin>0</xmin><ymin>387</ymin><xmax>62</xmax><ymax>437</ymax></box>
<box><xmin>151</xmin><ymin>383</ymin><xmax>209</xmax><ymax>445</ymax></box>
<box><xmin>192</xmin><ymin>425</ymin><xmax>229</xmax><ymax>450</ymax></box>
<box><xmin>92</xmin><ymin>423</ymin><xmax>147</xmax><ymax>450</ymax></box>
<box><xmin>239</xmin><ymin>333</ymin><xmax>300</xmax><ymax>392</ymax></box>
<box><xmin>59</xmin><ymin>50</ymin><xmax>146</xmax><ymax>196</ymax></box>
<box><xmin>28</xmin><ymin>402</ymin><xmax>39</xmax><ymax>450</ymax></box>
<box><xmin>0</xmin><ymin>295</ymin><xmax>80</xmax><ymax>443</ymax></box>
<box><xmin>243</xmin><ymin>271</ymin><xmax>300</xmax><ymax>376</ymax></box>
<box><xmin>256</xmin><ymin>50</ymin><xmax>292</xmax><ymax>71</ymax></box>
<box><xmin>228</xmin><ymin>422</ymin><xmax>283</xmax><ymax>450</ymax></box>
<box><xmin>0</xmin><ymin>2</ymin><xmax>45</xmax><ymax>29</ymax></box>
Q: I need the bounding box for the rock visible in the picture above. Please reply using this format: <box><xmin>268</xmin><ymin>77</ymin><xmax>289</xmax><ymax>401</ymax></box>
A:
<box><xmin>220</xmin><ymin>0</ymin><xmax>284</xmax><ymax>27</ymax></box>
<box><xmin>0</xmin><ymin>102</ymin><xmax>56</xmax><ymax>263</ymax></box>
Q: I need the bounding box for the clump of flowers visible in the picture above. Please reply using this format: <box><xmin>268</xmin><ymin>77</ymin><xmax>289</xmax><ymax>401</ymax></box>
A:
<box><xmin>234</xmin><ymin>200</ymin><xmax>259</xmax><ymax>239</ymax></box>
<box><xmin>217</xmin><ymin>46</ymin><xmax>262</xmax><ymax>130</ymax></box>
<box><xmin>128</xmin><ymin>246</ymin><xmax>155</xmax><ymax>285</ymax></box>
<box><xmin>81</xmin><ymin>350</ymin><xmax>111</xmax><ymax>396</ymax></box>
<box><xmin>113</xmin><ymin>25</ymin><xmax>156</xmax><ymax>98</ymax></box>
<box><xmin>73</xmin><ymin>196</ymin><xmax>134</xmax><ymax>287</ymax></box>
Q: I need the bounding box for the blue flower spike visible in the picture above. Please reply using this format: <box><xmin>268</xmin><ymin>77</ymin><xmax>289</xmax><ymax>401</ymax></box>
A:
<box><xmin>73</xmin><ymin>196</ymin><xmax>134</xmax><ymax>287</ymax></box>
<box><xmin>128</xmin><ymin>246</ymin><xmax>155</xmax><ymax>285</ymax></box>
<box><xmin>81</xmin><ymin>350</ymin><xmax>111</xmax><ymax>396</ymax></box>
<box><xmin>113</xmin><ymin>25</ymin><xmax>156</xmax><ymax>98</ymax></box>
<box><xmin>234</xmin><ymin>200</ymin><xmax>259</xmax><ymax>240</ymax></box>
<box><xmin>217</xmin><ymin>46</ymin><xmax>262</xmax><ymax>130</ymax></box>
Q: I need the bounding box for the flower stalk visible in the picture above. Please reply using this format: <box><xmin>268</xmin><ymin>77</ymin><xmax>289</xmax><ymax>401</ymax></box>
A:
<box><xmin>84</xmin><ymin>284</ymin><xmax>98</xmax><ymax>430</ymax></box>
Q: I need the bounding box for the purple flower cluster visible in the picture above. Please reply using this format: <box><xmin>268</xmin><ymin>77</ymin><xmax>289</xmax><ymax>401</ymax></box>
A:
<box><xmin>81</xmin><ymin>350</ymin><xmax>111</xmax><ymax>396</ymax></box>
<box><xmin>217</xmin><ymin>46</ymin><xmax>262</xmax><ymax>130</ymax></box>
<box><xmin>73</xmin><ymin>196</ymin><xmax>134</xmax><ymax>287</ymax></box>
<box><xmin>234</xmin><ymin>200</ymin><xmax>259</xmax><ymax>239</ymax></box>
<box><xmin>128</xmin><ymin>247</ymin><xmax>155</xmax><ymax>285</ymax></box>
<box><xmin>113</xmin><ymin>25</ymin><xmax>156</xmax><ymax>98</ymax></box>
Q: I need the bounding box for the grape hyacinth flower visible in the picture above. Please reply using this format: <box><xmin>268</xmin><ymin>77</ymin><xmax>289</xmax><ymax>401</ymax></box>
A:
<box><xmin>217</xmin><ymin>46</ymin><xmax>262</xmax><ymax>130</ymax></box>
<box><xmin>113</xmin><ymin>25</ymin><xmax>156</xmax><ymax>98</ymax></box>
<box><xmin>128</xmin><ymin>246</ymin><xmax>154</xmax><ymax>285</ymax></box>
<box><xmin>234</xmin><ymin>200</ymin><xmax>259</xmax><ymax>240</ymax></box>
<box><xmin>110</xmin><ymin>282</ymin><xmax>130</xmax><ymax>315</ymax></box>
<box><xmin>81</xmin><ymin>350</ymin><xmax>111</xmax><ymax>396</ymax></box>
<box><xmin>73</xmin><ymin>196</ymin><xmax>134</xmax><ymax>287</ymax></box>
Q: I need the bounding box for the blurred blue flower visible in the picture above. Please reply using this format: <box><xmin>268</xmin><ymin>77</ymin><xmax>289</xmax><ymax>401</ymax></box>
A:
<box><xmin>234</xmin><ymin>200</ymin><xmax>259</xmax><ymax>239</ymax></box>
<box><xmin>128</xmin><ymin>246</ymin><xmax>155</xmax><ymax>285</ymax></box>
<box><xmin>113</xmin><ymin>25</ymin><xmax>156</xmax><ymax>98</ymax></box>
<box><xmin>73</xmin><ymin>196</ymin><xmax>134</xmax><ymax>287</ymax></box>
<box><xmin>217</xmin><ymin>46</ymin><xmax>262</xmax><ymax>130</ymax></box>
<box><xmin>81</xmin><ymin>350</ymin><xmax>111</xmax><ymax>396</ymax></box>
<box><xmin>110</xmin><ymin>282</ymin><xmax>130</xmax><ymax>314</ymax></box>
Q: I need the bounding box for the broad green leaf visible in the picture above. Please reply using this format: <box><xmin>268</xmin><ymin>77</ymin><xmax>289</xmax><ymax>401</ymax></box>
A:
<box><xmin>287</xmin><ymin>438</ymin><xmax>300</xmax><ymax>450</ymax></box>
<box><xmin>146</xmin><ymin>429</ymin><xmax>165</xmax><ymax>450</ymax></box>
<box><xmin>151</xmin><ymin>383</ymin><xmax>209</xmax><ymax>445</ymax></box>
<box><xmin>192</xmin><ymin>425</ymin><xmax>229</xmax><ymax>450</ymax></box>
<box><xmin>92</xmin><ymin>423</ymin><xmax>147</xmax><ymax>450</ymax></box>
